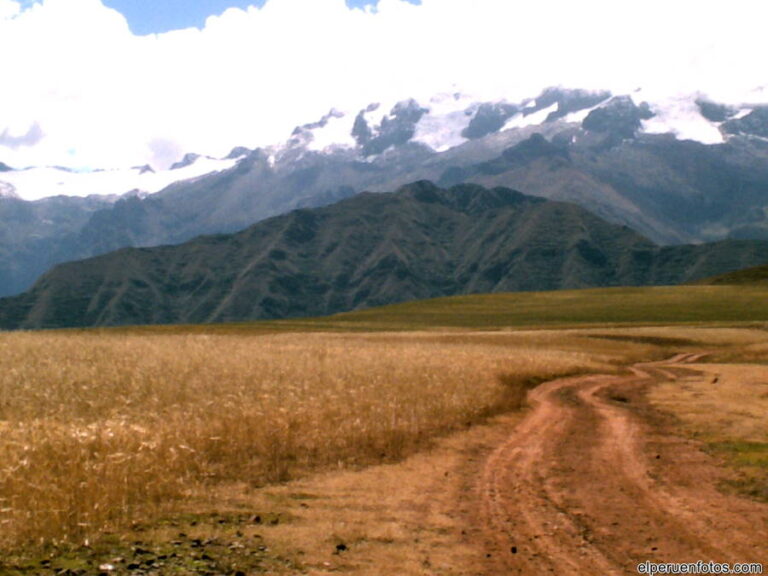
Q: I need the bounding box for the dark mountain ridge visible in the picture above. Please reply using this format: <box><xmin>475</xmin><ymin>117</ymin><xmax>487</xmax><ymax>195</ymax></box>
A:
<box><xmin>1</xmin><ymin>181</ymin><xmax>766</xmax><ymax>330</ymax></box>
<box><xmin>4</xmin><ymin>88</ymin><xmax>768</xmax><ymax>298</ymax></box>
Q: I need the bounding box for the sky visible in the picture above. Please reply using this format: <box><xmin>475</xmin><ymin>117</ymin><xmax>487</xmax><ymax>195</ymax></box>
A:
<box><xmin>1</xmin><ymin>0</ymin><xmax>767</xmax><ymax>171</ymax></box>
<box><xmin>101</xmin><ymin>0</ymin><xmax>420</xmax><ymax>35</ymax></box>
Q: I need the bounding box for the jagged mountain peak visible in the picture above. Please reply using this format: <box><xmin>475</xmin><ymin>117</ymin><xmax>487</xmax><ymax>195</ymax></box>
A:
<box><xmin>170</xmin><ymin>153</ymin><xmax>203</xmax><ymax>170</ymax></box>
<box><xmin>4</xmin><ymin>86</ymin><xmax>768</xmax><ymax>302</ymax></box>
<box><xmin>581</xmin><ymin>96</ymin><xmax>655</xmax><ymax>139</ymax></box>
<box><xmin>284</xmin><ymin>88</ymin><xmax>764</xmax><ymax>162</ymax></box>
<box><xmin>7</xmin><ymin>87</ymin><xmax>758</xmax><ymax>204</ymax></box>
<box><xmin>226</xmin><ymin>146</ymin><xmax>252</xmax><ymax>159</ymax></box>
<box><xmin>134</xmin><ymin>164</ymin><xmax>155</xmax><ymax>175</ymax></box>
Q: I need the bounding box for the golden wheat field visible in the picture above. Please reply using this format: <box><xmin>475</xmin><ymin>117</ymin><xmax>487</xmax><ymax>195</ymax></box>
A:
<box><xmin>0</xmin><ymin>328</ymin><xmax>652</xmax><ymax>550</ymax></box>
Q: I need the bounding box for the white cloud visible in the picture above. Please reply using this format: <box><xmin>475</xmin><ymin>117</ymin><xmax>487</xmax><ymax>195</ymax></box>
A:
<box><xmin>1</xmin><ymin>0</ymin><xmax>767</xmax><ymax>170</ymax></box>
<box><xmin>0</xmin><ymin>0</ymin><xmax>19</xmax><ymax>18</ymax></box>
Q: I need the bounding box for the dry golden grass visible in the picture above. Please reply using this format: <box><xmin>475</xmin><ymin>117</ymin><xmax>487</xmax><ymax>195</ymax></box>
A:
<box><xmin>649</xmin><ymin>353</ymin><xmax>768</xmax><ymax>501</ymax></box>
<box><xmin>234</xmin><ymin>413</ymin><xmax>523</xmax><ymax>576</ymax></box>
<box><xmin>0</xmin><ymin>329</ymin><xmax>635</xmax><ymax>550</ymax></box>
<box><xmin>651</xmin><ymin>364</ymin><xmax>768</xmax><ymax>442</ymax></box>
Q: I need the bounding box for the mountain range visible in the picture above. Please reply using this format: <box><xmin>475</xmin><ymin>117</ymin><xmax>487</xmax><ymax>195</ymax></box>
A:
<box><xmin>1</xmin><ymin>181</ymin><xmax>766</xmax><ymax>330</ymax></box>
<box><xmin>2</xmin><ymin>87</ymin><xmax>768</xmax><ymax>299</ymax></box>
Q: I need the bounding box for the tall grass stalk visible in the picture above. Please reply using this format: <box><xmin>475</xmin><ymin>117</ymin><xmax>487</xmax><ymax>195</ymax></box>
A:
<box><xmin>0</xmin><ymin>330</ymin><xmax>609</xmax><ymax>548</ymax></box>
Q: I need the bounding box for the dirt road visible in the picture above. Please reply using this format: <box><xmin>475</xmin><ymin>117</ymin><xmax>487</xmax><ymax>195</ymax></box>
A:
<box><xmin>476</xmin><ymin>354</ymin><xmax>768</xmax><ymax>575</ymax></box>
<box><xmin>173</xmin><ymin>352</ymin><xmax>766</xmax><ymax>576</ymax></box>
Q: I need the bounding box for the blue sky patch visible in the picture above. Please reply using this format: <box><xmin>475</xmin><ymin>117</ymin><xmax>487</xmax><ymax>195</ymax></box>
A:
<box><xmin>101</xmin><ymin>0</ymin><xmax>421</xmax><ymax>35</ymax></box>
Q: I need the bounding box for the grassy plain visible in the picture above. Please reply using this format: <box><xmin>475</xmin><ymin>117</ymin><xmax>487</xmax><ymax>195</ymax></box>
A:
<box><xmin>0</xmin><ymin>329</ymin><xmax>637</xmax><ymax>551</ymax></box>
<box><xmin>101</xmin><ymin>285</ymin><xmax>768</xmax><ymax>334</ymax></box>
<box><xmin>650</xmin><ymin>361</ymin><xmax>768</xmax><ymax>501</ymax></box>
<box><xmin>1</xmin><ymin>284</ymin><xmax>768</xmax><ymax>573</ymax></box>
<box><xmin>277</xmin><ymin>285</ymin><xmax>768</xmax><ymax>330</ymax></box>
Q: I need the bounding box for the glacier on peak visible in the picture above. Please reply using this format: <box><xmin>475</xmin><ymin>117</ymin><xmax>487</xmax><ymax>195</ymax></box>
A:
<box><xmin>503</xmin><ymin>103</ymin><xmax>559</xmax><ymax>131</ymax></box>
<box><xmin>0</xmin><ymin>153</ymin><xmax>243</xmax><ymax>202</ymax></box>
<box><xmin>6</xmin><ymin>87</ymin><xmax>765</xmax><ymax>202</ymax></box>
<box><xmin>641</xmin><ymin>96</ymin><xmax>725</xmax><ymax>144</ymax></box>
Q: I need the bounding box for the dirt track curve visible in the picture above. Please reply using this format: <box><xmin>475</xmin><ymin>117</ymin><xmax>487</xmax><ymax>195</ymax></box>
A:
<box><xmin>475</xmin><ymin>354</ymin><xmax>768</xmax><ymax>575</ymax></box>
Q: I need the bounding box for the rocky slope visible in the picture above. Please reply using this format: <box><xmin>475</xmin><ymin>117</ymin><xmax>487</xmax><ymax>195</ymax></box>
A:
<box><xmin>3</xmin><ymin>88</ymin><xmax>768</xmax><ymax>297</ymax></box>
<box><xmin>2</xmin><ymin>181</ymin><xmax>766</xmax><ymax>330</ymax></box>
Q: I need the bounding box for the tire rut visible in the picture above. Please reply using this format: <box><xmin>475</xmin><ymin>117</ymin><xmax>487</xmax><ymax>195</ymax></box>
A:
<box><xmin>475</xmin><ymin>354</ymin><xmax>768</xmax><ymax>575</ymax></box>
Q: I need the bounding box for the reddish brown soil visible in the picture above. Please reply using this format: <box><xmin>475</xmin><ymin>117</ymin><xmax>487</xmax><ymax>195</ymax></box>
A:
<box><xmin>472</xmin><ymin>354</ymin><xmax>768</xmax><ymax>575</ymax></box>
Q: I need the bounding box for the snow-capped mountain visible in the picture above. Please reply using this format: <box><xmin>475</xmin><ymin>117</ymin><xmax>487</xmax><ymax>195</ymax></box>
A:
<box><xmin>3</xmin><ymin>87</ymin><xmax>766</xmax><ymax>203</ymax></box>
<box><xmin>0</xmin><ymin>153</ymin><xmax>244</xmax><ymax>202</ymax></box>
<box><xmin>281</xmin><ymin>88</ymin><xmax>766</xmax><ymax>159</ymax></box>
<box><xmin>3</xmin><ymin>86</ymin><xmax>768</xmax><ymax>300</ymax></box>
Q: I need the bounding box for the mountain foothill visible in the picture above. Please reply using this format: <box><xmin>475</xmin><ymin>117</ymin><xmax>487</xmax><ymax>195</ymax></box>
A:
<box><xmin>1</xmin><ymin>88</ymin><xmax>768</xmax><ymax>328</ymax></box>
